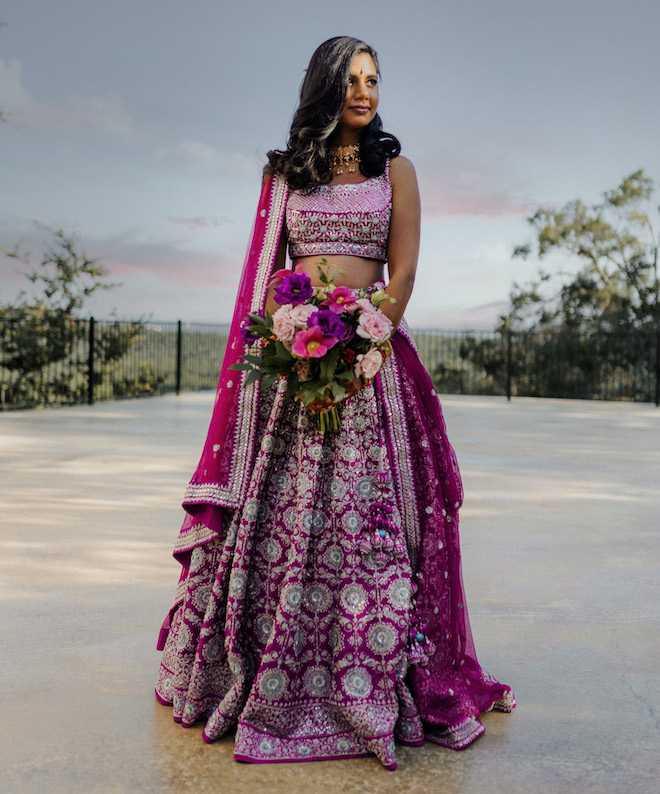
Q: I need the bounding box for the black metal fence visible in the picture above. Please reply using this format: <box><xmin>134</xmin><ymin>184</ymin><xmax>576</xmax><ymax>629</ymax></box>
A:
<box><xmin>414</xmin><ymin>328</ymin><xmax>659</xmax><ymax>404</ymax></box>
<box><xmin>1</xmin><ymin>317</ymin><xmax>229</xmax><ymax>410</ymax></box>
<box><xmin>1</xmin><ymin>316</ymin><xmax>658</xmax><ymax>410</ymax></box>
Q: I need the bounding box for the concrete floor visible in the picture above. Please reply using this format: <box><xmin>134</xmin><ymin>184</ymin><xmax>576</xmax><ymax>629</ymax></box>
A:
<box><xmin>0</xmin><ymin>392</ymin><xmax>658</xmax><ymax>794</ymax></box>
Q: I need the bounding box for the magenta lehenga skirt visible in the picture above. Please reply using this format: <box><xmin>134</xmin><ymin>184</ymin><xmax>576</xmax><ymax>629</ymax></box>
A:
<box><xmin>155</xmin><ymin>331</ymin><xmax>514</xmax><ymax>770</ymax></box>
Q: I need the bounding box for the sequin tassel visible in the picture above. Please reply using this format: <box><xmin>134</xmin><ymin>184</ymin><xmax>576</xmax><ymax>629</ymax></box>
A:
<box><xmin>358</xmin><ymin>459</ymin><xmax>406</xmax><ymax>565</ymax></box>
<box><xmin>407</xmin><ymin>582</ymin><xmax>436</xmax><ymax>667</ymax></box>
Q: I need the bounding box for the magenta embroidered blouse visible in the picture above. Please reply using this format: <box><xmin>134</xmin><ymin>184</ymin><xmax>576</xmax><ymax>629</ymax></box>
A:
<box><xmin>286</xmin><ymin>160</ymin><xmax>392</xmax><ymax>262</ymax></box>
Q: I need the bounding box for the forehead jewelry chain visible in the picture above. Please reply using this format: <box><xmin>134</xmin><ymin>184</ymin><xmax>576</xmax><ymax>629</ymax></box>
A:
<box><xmin>328</xmin><ymin>144</ymin><xmax>360</xmax><ymax>174</ymax></box>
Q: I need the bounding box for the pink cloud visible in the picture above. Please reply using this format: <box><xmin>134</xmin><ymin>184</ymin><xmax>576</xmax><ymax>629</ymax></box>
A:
<box><xmin>412</xmin><ymin>141</ymin><xmax>536</xmax><ymax>220</ymax></box>
<box><xmin>18</xmin><ymin>93</ymin><xmax>136</xmax><ymax>137</ymax></box>
<box><xmin>86</xmin><ymin>234</ymin><xmax>242</xmax><ymax>290</ymax></box>
<box><xmin>420</xmin><ymin>176</ymin><xmax>534</xmax><ymax>220</ymax></box>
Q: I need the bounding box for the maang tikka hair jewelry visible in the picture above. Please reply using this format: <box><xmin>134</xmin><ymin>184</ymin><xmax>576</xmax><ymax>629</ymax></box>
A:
<box><xmin>328</xmin><ymin>144</ymin><xmax>360</xmax><ymax>174</ymax></box>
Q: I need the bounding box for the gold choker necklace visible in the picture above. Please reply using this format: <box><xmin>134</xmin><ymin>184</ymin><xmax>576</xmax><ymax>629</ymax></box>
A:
<box><xmin>328</xmin><ymin>144</ymin><xmax>360</xmax><ymax>174</ymax></box>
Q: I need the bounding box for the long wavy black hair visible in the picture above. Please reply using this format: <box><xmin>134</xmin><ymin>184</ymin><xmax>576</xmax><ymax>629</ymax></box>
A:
<box><xmin>265</xmin><ymin>36</ymin><xmax>401</xmax><ymax>190</ymax></box>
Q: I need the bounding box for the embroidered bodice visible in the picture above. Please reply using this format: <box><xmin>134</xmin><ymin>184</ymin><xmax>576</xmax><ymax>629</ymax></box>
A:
<box><xmin>286</xmin><ymin>161</ymin><xmax>392</xmax><ymax>262</ymax></box>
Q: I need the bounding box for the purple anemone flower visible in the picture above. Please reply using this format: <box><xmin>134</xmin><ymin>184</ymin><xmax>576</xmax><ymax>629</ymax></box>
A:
<box><xmin>274</xmin><ymin>271</ymin><xmax>314</xmax><ymax>306</ymax></box>
<box><xmin>240</xmin><ymin>316</ymin><xmax>260</xmax><ymax>345</ymax></box>
<box><xmin>308</xmin><ymin>309</ymin><xmax>349</xmax><ymax>341</ymax></box>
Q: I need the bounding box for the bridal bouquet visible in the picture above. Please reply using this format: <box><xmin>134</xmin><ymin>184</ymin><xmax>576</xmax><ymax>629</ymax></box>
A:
<box><xmin>230</xmin><ymin>261</ymin><xmax>394</xmax><ymax>431</ymax></box>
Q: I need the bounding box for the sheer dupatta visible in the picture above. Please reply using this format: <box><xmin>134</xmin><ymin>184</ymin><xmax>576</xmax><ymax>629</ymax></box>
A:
<box><xmin>175</xmin><ymin>173</ymin><xmax>289</xmax><ymax>553</ymax></box>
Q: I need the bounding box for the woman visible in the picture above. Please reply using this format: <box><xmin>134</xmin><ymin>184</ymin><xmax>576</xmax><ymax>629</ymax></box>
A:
<box><xmin>155</xmin><ymin>36</ymin><xmax>514</xmax><ymax>770</ymax></box>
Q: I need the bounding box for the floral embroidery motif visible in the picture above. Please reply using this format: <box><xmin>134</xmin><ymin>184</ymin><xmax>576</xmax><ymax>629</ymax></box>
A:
<box><xmin>281</xmin><ymin>583</ymin><xmax>303</xmax><ymax>613</ymax></box>
<box><xmin>388</xmin><ymin>578</ymin><xmax>411</xmax><ymax>610</ymax></box>
<box><xmin>342</xmin><ymin>668</ymin><xmax>373</xmax><ymax>699</ymax></box>
<box><xmin>303</xmin><ymin>583</ymin><xmax>332</xmax><ymax>613</ymax></box>
<box><xmin>303</xmin><ymin>667</ymin><xmax>331</xmax><ymax>697</ymax></box>
<box><xmin>323</xmin><ymin>544</ymin><xmax>344</xmax><ymax>570</ymax></box>
<box><xmin>368</xmin><ymin>623</ymin><xmax>397</xmax><ymax>655</ymax></box>
<box><xmin>340</xmin><ymin>583</ymin><xmax>368</xmax><ymax>615</ymax></box>
<box><xmin>259</xmin><ymin>670</ymin><xmax>288</xmax><ymax>700</ymax></box>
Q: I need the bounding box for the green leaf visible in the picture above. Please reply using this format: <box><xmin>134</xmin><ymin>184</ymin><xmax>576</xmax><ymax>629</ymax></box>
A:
<box><xmin>260</xmin><ymin>372</ymin><xmax>279</xmax><ymax>390</ymax></box>
<box><xmin>332</xmin><ymin>382</ymin><xmax>347</xmax><ymax>402</ymax></box>
<box><xmin>242</xmin><ymin>353</ymin><xmax>264</xmax><ymax>365</ymax></box>
<box><xmin>319</xmin><ymin>347</ymin><xmax>339</xmax><ymax>382</ymax></box>
<box><xmin>286</xmin><ymin>373</ymin><xmax>300</xmax><ymax>398</ymax></box>
<box><xmin>244</xmin><ymin>370</ymin><xmax>262</xmax><ymax>387</ymax></box>
<box><xmin>273</xmin><ymin>340</ymin><xmax>293</xmax><ymax>361</ymax></box>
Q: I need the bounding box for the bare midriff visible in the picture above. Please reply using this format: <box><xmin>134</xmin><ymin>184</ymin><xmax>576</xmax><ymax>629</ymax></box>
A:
<box><xmin>265</xmin><ymin>255</ymin><xmax>385</xmax><ymax>313</ymax></box>
<box><xmin>293</xmin><ymin>255</ymin><xmax>385</xmax><ymax>288</ymax></box>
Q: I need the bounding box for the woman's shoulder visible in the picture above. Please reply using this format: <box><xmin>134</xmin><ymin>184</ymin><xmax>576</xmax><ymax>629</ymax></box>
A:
<box><xmin>388</xmin><ymin>155</ymin><xmax>418</xmax><ymax>190</ymax></box>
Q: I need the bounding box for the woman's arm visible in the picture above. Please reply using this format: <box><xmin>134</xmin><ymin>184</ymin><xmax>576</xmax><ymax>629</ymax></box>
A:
<box><xmin>382</xmin><ymin>155</ymin><xmax>421</xmax><ymax>329</ymax></box>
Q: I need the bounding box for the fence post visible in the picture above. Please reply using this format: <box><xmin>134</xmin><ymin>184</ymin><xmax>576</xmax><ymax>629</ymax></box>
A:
<box><xmin>176</xmin><ymin>320</ymin><xmax>183</xmax><ymax>395</ymax></box>
<box><xmin>506</xmin><ymin>321</ymin><xmax>513</xmax><ymax>401</ymax></box>
<box><xmin>87</xmin><ymin>316</ymin><xmax>95</xmax><ymax>405</ymax></box>
<box><xmin>655</xmin><ymin>328</ymin><xmax>660</xmax><ymax>408</ymax></box>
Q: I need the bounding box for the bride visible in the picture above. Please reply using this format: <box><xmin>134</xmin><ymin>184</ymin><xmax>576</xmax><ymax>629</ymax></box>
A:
<box><xmin>155</xmin><ymin>35</ymin><xmax>514</xmax><ymax>770</ymax></box>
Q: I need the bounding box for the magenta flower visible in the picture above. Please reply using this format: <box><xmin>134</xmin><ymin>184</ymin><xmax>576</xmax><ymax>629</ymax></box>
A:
<box><xmin>327</xmin><ymin>286</ymin><xmax>358</xmax><ymax>314</ymax></box>
<box><xmin>274</xmin><ymin>271</ymin><xmax>314</xmax><ymax>306</ymax></box>
<box><xmin>291</xmin><ymin>326</ymin><xmax>338</xmax><ymax>358</ymax></box>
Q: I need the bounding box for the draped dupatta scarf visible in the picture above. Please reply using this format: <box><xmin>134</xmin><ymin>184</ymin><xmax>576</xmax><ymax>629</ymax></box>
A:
<box><xmin>174</xmin><ymin>173</ymin><xmax>289</xmax><ymax>552</ymax></box>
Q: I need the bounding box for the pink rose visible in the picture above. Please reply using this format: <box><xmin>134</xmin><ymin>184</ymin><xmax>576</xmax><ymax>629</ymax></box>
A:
<box><xmin>272</xmin><ymin>304</ymin><xmax>295</xmax><ymax>342</ymax></box>
<box><xmin>291</xmin><ymin>326</ymin><xmax>338</xmax><ymax>359</ymax></box>
<box><xmin>355</xmin><ymin>297</ymin><xmax>378</xmax><ymax>314</ymax></box>
<box><xmin>355</xmin><ymin>348</ymin><xmax>383</xmax><ymax>380</ymax></box>
<box><xmin>356</xmin><ymin>309</ymin><xmax>393</xmax><ymax>344</ymax></box>
<box><xmin>290</xmin><ymin>303</ymin><xmax>317</xmax><ymax>327</ymax></box>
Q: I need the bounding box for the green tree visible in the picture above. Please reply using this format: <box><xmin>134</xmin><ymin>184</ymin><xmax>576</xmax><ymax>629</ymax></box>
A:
<box><xmin>508</xmin><ymin>170</ymin><xmax>659</xmax><ymax>333</ymax></box>
<box><xmin>1</xmin><ymin>227</ymin><xmax>154</xmax><ymax>408</ymax></box>
<box><xmin>3</xmin><ymin>225</ymin><xmax>118</xmax><ymax>313</ymax></box>
<box><xmin>456</xmin><ymin>172</ymin><xmax>659</xmax><ymax>401</ymax></box>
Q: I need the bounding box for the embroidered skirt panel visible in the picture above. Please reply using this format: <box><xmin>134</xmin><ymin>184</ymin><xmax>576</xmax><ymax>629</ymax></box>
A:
<box><xmin>155</xmin><ymin>335</ymin><xmax>514</xmax><ymax>769</ymax></box>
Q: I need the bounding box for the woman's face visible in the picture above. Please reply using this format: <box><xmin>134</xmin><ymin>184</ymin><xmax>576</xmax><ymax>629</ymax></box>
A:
<box><xmin>336</xmin><ymin>52</ymin><xmax>379</xmax><ymax>136</ymax></box>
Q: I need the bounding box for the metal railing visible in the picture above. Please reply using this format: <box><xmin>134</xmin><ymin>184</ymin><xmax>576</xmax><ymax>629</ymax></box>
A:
<box><xmin>1</xmin><ymin>317</ymin><xmax>228</xmax><ymax>410</ymax></box>
<box><xmin>415</xmin><ymin>327</ymin><xmax>659</xmax><ymax>404</ymax></box>
<box><xmin>1</xmin><ymin>316</ymin><xmax>658</xmax><ymax>409</ymax></box>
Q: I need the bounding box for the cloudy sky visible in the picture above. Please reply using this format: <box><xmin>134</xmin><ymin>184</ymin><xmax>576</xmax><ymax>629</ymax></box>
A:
<box><xmin>1</xmin><ymin>0</ymin><xmax>659</xmax><ymax>328</ymax></box>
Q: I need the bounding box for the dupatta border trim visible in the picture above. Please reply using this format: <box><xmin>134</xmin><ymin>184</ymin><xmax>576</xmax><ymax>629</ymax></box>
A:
<box><xmin>376</xmin><ymin>325</ymin><xmax>421</xmax><ymax>570</ymax></box>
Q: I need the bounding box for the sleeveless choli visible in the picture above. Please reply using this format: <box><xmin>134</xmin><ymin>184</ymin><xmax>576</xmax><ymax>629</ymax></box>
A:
<box><xmin>155</xmin><ymin>162</ymin><xmax>514</xmax><ymax>770</ymax></box>
<box><xmin>286</xmin><ymin>163</ymin><xmax>391</xmax><ymax>262</ymax></box>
